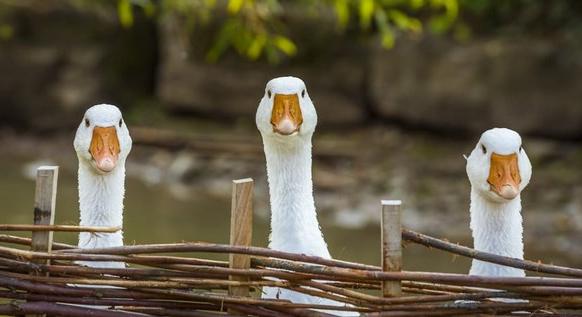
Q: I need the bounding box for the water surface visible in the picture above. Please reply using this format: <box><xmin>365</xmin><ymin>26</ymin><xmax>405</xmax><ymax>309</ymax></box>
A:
<box><xmin>0</xmin><ymin>152</ymin><xmax>576</xmax><ymax>274</ymax></box>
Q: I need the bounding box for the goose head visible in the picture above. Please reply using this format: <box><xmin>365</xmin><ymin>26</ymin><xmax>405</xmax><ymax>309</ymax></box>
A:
<box><xmin>74</xmin><ymin>104</ymin><xmax>132</xmax><ymax>174</ymax></box>
<box><xmin>466</xmin><ymin>128</ymin><xmax>532</xmax><ymax>203</ymax></box>
<box><xmin>256</xmin><ymin>76</ymin><xmax>317</xmax><ymax>141</ymax></box>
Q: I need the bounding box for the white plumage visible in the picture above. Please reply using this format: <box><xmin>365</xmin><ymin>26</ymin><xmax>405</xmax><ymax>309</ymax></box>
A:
<box><xmin>73</xmin><ymin>104</ymin><xmax>132</xmax><ymax>268</ymax></box>
<box><xmin>256</xmin><ymin>77</ymin><xmax>356</xmax><ymax>315</ymax></box>
<box><xmin>466</xmin><ymin>128</ymin><xmax>532</xmax><ymax>277</ymax></box>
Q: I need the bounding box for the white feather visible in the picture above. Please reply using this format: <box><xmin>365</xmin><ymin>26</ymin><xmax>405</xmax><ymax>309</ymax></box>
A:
<box><xmin>466</xmin><ymin>128</ymin><xmax>532</xmax><ymax>277</ymax></box>
<box><xmin>257</xmin><ymin>77</ymin><xmax>357</xmax><ymax>316</ymax></box>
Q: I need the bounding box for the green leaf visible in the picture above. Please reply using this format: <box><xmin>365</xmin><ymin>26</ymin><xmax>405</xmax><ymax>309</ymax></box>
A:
<box><xmin>381</xmin><ymin>29</ymin><xmax>395</xmax><ymax>49</ymax></box>
<box><xmin>359</xmin><ymin>0</ymin><xmax>374</xmax><ymax>29</ymax></box>
<box><xmin>334</xmin><ymin>0</ymin><xmax>350</xmax><ymax>27</ymax></box>
<box><xmin>206</xmin><ymin>20</ymin><xmax>238</xmax><ymax>62</ymax></box>
<box><xmin>272</xmin><ymin>35</ymin><xmax>297</xmax><ymax>56</ymax></box>
<box><xmin>142</xmin><ymin>1</ymin><xmax>156</xmax><ymax>17</ymax></box>
<box><xmin>117</xmin><ymin>0</ymin><xmax>134</xmax><ymax>28</ymax></box>
<box><xmin>247</xmin><ymin>34</ymin><xmax>267</xmax><ymax>60</ymax></box>
<box><xmin>410</xmin><ymin>0</ymin><xmax>425</xmax><ymax>10</ymax></box>
<box><xmin>374</xmin><ymin>8</ymin><xmax>388</xmax><ymax>32</ymax></box>
<box><xmin>388</xmin><ymin>9</ymin><xmax>421</xmax><ymax>33</ymax></box>
<box><xmin>431</xmin><ymin>0</ymin><xmax>459</xmax><ymax>19</ymax></box>
<box><xmin>374</xmin><ymin>10</ymin><xmax>395</xmax><ymax>49</ymax></box>
<box><xmin>227</xmin><ymin>0</ymin><xmax>245</xmax><ymax>14</ymax></box>
<box><xmin>429</xmin><ymin>15</ymin><xmax>450</xmax><ymax>33</ymax></box>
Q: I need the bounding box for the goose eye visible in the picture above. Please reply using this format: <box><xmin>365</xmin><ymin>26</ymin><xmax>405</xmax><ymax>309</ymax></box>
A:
<box><xmin>301</xmin><ymin>89</ymin><xmax>306</xmax><ymax>98</ymax></box>
<box><xmin>519</xmin><ymin>145</ymin><xmax>523</xmax><ymax>152</ymax></box>
<box><xmin>481</xmin><ymin>144</ymin><xmax>487</xmax><ymax>154</ymax></box>
<box><xmin>84</xmin><ymin>118</ymin><xmax>90</xmax><ymax>127</ymax></box>
<box><xmin>119</xmin><ymin>119</ymin><xmax>123</xmax><ymax>127</ymax></box>
<box><xmin>267</xmin><ymin>90</ymin><xmax>272</xmax><ymax>98</ymax></box>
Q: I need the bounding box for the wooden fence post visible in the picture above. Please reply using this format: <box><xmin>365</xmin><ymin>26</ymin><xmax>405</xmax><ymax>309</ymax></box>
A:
<box><xmin>29</xmin><ymin>166</ymin><xmax>58</xmax><ymax>317</ymax></box>
<box><xmin>228</xmin><ymin>178</ymin><xmax>254</xmax><ymax>300</ymax></box>
<box><xmin>31</xmin><ymin>166</ymin><xmax>59</xmax><ymax>263</ymax></box>
<box><xmin>381</xmin><ymin>200</ymin><xmax>402</xmax><ymax>297</ymax></box>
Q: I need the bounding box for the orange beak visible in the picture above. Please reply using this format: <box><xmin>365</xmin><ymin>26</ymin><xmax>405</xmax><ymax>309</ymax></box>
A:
<box><xmin>271</xmin><ymin>93</ymin><xmax>303</xmax><ymax>135</ymax></box>
<box><xmin>487</xmin><ymin>153</ymin><xmax>521</xmax><ymax>200</ymax></box>
<box><xmin>90</xmin><ymin>126</ymin><xmax>120</xmax><ymax>173</ymax></box>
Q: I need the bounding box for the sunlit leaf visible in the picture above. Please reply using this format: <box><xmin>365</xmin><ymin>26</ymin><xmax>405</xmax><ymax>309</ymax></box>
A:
<box><xmin>388</xmin><ymin>10</ymin><xmax>407</xmax><ymax>28</ymax></box>
<box><xmin>272</xmin><ymin>35</ymin><xmax>297</xmax><ymax>56</ymax></box>
<box><xmin>410</xmin><ymin>0</ymin><xmax>425</xmax><ymax>10</ymax></box>
<box><xmin>431</xmin><ymin>0</ymin><xmax>459</xmax><ymax>19</ymax></box>
<box><xmin>359</xmin><ymin>0</ymin><xmax>374</xmax><ymax>29</ymax></box>
<box><xmin>334</xmin><ymin>0</ymin><xmax>350</xmax><ymax>27</ymax></box>
<box><xmin>381</xmin><ymin>29</ymin><xmax>395</xmax><ymax>48</ymax></box>
<box><xmin>388</xmin><ymin>9</ymin><xmax>419</xmax><ymax>31</ymax></box>
<box><xmin>118</xmin><ymin>0</ymin><xmax>134</xmax><ymax>28</ymax></box>
<box><xmin>227</xmin><ymin>0</ymin><xmax>245</xmax><ymax>14</ymax></box>
<box><xmin>110</xmin><ymin>0</ymin><xmax>462</xmax><ymax>61</ymax></box>
<box><xmin>373</xmin><ymin>9</ymin><xmax>395</xmax><ymax>49</ymax></box>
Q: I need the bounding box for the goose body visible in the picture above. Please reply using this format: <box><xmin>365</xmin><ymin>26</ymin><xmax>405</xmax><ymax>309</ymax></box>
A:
<box><xmin>256</xmin><ymin>77</ymin><xmax>354</xmax><ymax>315</ymax></box>
<box><xmin>73</xmin><ymin>104</ymin><xmax>132</xmax><ymax>268</ymax></box>
<box><xmin>466</xmin><ymin>128</ymin><xmax>532</xmax><ymax>277</ymax></box>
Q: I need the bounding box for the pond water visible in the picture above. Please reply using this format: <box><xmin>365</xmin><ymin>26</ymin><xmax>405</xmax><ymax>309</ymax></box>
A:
<box><xmin>0</xmin><ymin>153</ymin><xmax>474</xmax><ymax>273</ymax></box>
<box><xmin>0</xmin><ymin>148</ymin><xmax>578</xmax><ymax>274</ymax></box>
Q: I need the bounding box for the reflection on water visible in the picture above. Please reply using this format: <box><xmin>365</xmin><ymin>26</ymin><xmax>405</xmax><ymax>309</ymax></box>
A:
<box><xmin>0</xmin><ymin>154</ymin><xmax>575</xmax><ymax>274</ymax></box>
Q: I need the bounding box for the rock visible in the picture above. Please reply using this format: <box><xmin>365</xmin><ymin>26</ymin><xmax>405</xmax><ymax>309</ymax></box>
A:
<box><xmin>157</xmin><ymin>15</ymin><xmax>367</xmax><ymax>126</ymax></box>
<box><xmin>369</xmin><ymin>36</ymin><xmax>582</xmax><ymax>138</ymax></box>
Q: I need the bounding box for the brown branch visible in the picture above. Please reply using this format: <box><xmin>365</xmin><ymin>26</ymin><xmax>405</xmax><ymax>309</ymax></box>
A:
<box><xmin>4</xmin><ymin>244</ymin><xmax>582</xmax><ymax>289</ymax></box>
<box><xmin>0</xmin><ymin>302</ymin><xmax>144</xmax><ymax>317</ymax></box>
<box><xmin>56</xmin><ymin>242</ymin><xmax>378</xmax><ymax>271</ymax></box>
<box><xmin>403</xmin><ymin>229</ymin><xmax>582</xmax><ymax>277</ymax></box>
<box><xmin>0</xmin><ymin>290</ymin><xmax>220</xmax><ymax>312</ymax></box>
<box><xmin>0</xmin><ymin>224</ymin><xmax>121</xmax><ymax>233</ymax></box>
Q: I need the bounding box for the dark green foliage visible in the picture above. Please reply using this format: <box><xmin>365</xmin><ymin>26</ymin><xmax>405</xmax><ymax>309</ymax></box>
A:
<box><xmin>73</xmin><ymin>0</ymin><xmax>461</xmax><ymax>62</ymax></box>
<box><xmin>2</xmin><ymin>0</ymin><xmax>580</xmax><ymax>62</ymax></box>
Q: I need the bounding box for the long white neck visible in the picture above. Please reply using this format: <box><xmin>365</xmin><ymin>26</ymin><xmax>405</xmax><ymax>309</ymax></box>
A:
<box><xmin>469</xmin><ymin>189</ymin><xmax>524</xmax><ymax>277</ymax></box>
<box><xmin>77</xmin><ymin>160</ymin><xmax>125</xmax><ymax>250</ymax></box>
<box><xmin>263</xmin><ymin>136</ymin><xmax>331</xmax><ymax>259</ymax></box>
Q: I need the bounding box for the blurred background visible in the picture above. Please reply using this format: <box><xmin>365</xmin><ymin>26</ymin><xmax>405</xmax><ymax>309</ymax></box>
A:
<box><xmin>0</xmin><ymin>0</ymin><xmax>581</xmax><ymax>272</ymax></box>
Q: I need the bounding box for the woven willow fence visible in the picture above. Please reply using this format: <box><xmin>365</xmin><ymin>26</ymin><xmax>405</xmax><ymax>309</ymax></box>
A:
<box><xmin>0</xmin><ymin>166</ymin><xmax>581</xmax><ymax>317</ymax></box>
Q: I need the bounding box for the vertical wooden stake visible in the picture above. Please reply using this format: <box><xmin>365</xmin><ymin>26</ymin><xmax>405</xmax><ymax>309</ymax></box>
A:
<box><xmin>31</xmin><ymin>166</ymin><xmax>59</xmax><ymax>262</ymax></box>
<box><xmin>28</xmin><ymin>166</ymin><xmax>58</xmax><ymax>317</ymax></box>
<box><xmin>381</xmin><ymin>199</ymin><xmax>402</xmax><ymax>297</ymax></box>
<box><xmin>228</xmin><ymin>178</ymin><xmax>254</xmax><ymax>300</ymax></box>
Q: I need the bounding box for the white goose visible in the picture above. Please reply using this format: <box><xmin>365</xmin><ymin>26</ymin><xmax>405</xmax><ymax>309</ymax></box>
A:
<box><xmin>256</xmin><ymin>77</ymin><xmax>355</xmax><ymax>315</ymax></box>
<box><xmin>466</xmin><ymin>128</ymin><xmax>532</xmax><ymax>277</ymax></box>
<box><xmin>73</xmin><ymin>104</ymin><xmax>132</xmax><ymax>268</ymax></box>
